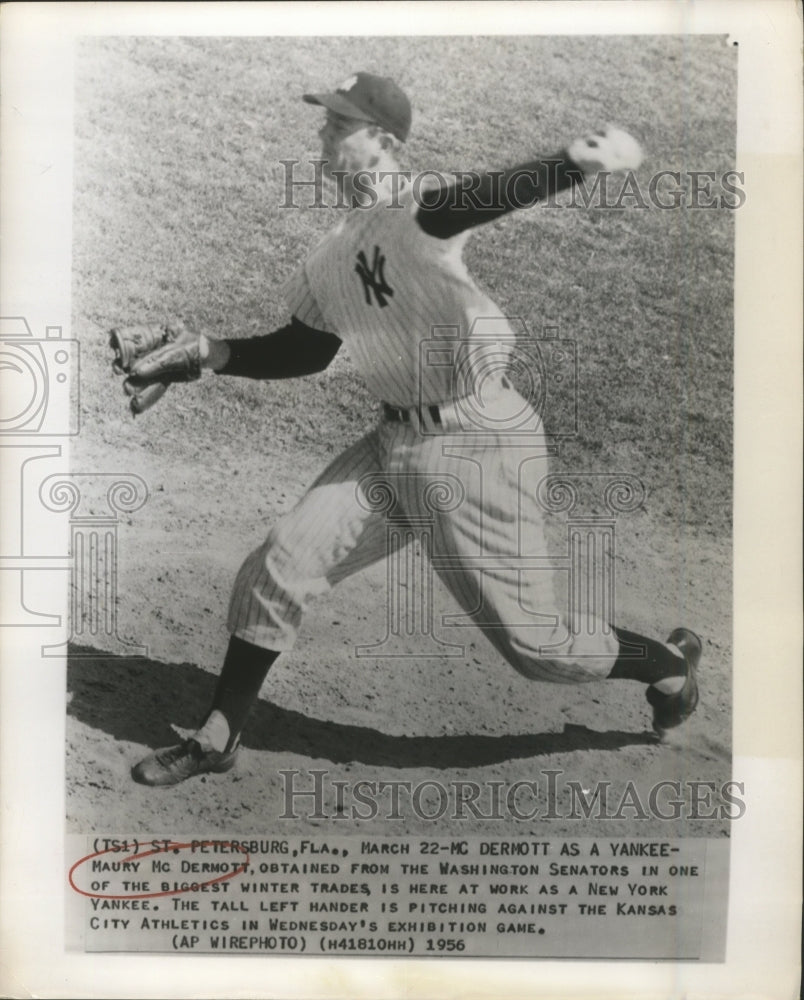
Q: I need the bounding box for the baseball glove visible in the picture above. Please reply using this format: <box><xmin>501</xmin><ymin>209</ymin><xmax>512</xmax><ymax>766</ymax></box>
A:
<box><xmin>109</xmin><ymin>321</ymin><xmax>204</xmax><ymax>415</ymax></box>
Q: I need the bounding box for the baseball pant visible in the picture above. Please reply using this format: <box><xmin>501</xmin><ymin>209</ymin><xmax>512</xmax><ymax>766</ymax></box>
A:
<box><xmin>228</xmin><ymin>391</ymin><xmax>619</xmax><ymax>682</ymax></box>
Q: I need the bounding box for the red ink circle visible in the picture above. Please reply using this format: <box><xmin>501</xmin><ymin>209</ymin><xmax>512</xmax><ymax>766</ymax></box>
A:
<box><xmin>68</xmin><ymin>840</ymin><xmax>250</xmax><ymax>899</ymax></box>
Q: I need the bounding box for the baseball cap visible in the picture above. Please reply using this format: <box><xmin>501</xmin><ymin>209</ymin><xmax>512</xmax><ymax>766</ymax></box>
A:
<box><xmin>303</xmin><ymin>72</ymin><xmax>412</xmax><ymax>142</ymax></box>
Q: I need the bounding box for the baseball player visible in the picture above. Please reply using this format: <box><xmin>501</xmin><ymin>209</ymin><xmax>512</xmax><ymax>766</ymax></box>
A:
<box><xmin>114</xmin><ymin>72</ymin><xmax>701</xmax><ymax>787</ymax></box>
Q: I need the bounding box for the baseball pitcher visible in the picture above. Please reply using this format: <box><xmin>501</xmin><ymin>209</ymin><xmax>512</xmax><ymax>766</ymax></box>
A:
<box><xmin>111</xmin><ymin>72</ymin><xmax>701</xmax><ymax>786</ymax></box>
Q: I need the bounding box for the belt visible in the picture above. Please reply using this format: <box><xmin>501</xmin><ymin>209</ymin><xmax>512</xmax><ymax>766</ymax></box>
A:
<box><xmin>382</xmin><ymin>379</ymin><xmax>513</xmax><ymax>433</ymax></box>
<box><xmin>382</xmin><ymin>401</ymin><xmax>444</xmax><ymax>428</ymax></box>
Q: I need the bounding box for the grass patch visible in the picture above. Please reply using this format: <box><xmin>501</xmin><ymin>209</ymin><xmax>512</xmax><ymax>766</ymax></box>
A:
<box><xmin>74</xmin><ymin>34</ymin><xmax>735</xmax><ymax>537</ymax></box>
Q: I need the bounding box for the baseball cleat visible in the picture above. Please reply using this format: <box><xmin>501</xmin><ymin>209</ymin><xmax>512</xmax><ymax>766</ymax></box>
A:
<box><xmin>131</xmin><ymin>739</ymin><xmax>238</xmax><ymax>787</ymax></box>
<box><xmin>645</xmin><ymin>628</ymin><xmax>701</xmax><ymax>738</ymax></box>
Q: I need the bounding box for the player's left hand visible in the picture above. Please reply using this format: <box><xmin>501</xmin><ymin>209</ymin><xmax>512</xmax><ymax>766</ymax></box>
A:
<box><xmin>568</xmin><ymin>126</ymin><xmax>644</xmax><ymax>174</ymax></box>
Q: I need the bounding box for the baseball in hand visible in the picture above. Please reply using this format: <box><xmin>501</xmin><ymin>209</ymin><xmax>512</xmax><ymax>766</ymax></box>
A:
<box><xmin>568</xmin><ymin>126</ymin><xmax>644</xmax><ymax>173</ymax></box>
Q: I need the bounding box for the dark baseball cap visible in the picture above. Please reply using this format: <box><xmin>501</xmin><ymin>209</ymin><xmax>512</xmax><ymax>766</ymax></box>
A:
<box><xmin>303</xmin><ymin>71</ymin><xmax>412</xmax><ymax>142</ymax></box>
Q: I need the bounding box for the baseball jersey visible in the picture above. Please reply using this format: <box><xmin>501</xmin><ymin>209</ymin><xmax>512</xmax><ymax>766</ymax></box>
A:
<box><xmin>284</xmin><ymin>178</ymin><xmax>516</xmax><ymax>407</ymax></box>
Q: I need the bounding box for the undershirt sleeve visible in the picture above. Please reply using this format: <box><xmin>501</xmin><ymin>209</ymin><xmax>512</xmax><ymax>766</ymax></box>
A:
<box><xmin>415</xmin><ymin>151</ymin><xmax>584</xmax><ymax>239</ymax></box>
<box><xmin>219</xmin><ymin>317</ymin><xmax>342</xmax><ymax>379</ymax></box>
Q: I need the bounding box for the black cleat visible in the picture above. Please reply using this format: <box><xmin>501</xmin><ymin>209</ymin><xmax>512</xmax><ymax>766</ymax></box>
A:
<box><xmin>645</xmin><ymin>628</ymin><xmax>701</xmax><ymax>738</ymax></box>
<box><xmin>131</xmin><ymin>739</ymin><xmax>238</xmax><ymax>787</ymax></box>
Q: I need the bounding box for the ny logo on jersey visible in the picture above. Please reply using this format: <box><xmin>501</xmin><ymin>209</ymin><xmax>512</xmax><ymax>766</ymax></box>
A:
<box><xmin>355</xmin><ymin>245</ymin><xmax>394</xmax><ymax>308</ymax></box>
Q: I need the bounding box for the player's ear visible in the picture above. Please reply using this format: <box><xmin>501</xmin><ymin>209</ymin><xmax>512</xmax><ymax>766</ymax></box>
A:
<box><xmin>377</xmin><ymin>130</ymin><xmax>401</xmax><ymax>154</ymax></box>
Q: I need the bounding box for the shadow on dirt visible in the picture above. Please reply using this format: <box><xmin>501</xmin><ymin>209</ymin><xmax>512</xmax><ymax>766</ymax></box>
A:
<box><xmin>67</xmin><ymin>644</ymin><xmax>657</xmax><ymax>770</ymax></box>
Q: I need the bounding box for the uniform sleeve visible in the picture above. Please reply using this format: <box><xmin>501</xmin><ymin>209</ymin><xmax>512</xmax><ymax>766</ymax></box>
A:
<box><xmin>282</xmin><ymin>263</ymin><xmax>334</xmax><ymax>333</ymax></box>
<box><xmin>415</xmin><ymin>152</ymin><xmax>583</xmax><ymax>239</ymax></box>
<box><xmin>219</xmin><ymin>317</ymin><xmax>341</xmax><ymax>379</ymax></box>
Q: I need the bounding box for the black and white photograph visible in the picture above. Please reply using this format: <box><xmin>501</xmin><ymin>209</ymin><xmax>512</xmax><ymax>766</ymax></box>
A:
<box><xmin>70</xmin><ymin>30</ymin><xmax>738</xmax><ymax>835</ymax></box>
<box><xmin>0</xmin><ymin>2</ymin><xmax>801</xmax><ymax>997</ymax></box>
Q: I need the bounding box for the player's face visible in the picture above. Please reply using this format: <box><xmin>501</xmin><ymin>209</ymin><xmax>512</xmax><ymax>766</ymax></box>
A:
<box><xmin>319</xmin><ymin>111</ymin><xmax>384</xmax><ymax>179</ymax></box>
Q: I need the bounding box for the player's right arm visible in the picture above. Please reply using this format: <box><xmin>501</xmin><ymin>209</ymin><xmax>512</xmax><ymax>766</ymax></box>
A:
<box><xmin>123</xmin><ymin>316</ymin><xmax>342</xmax><ymax>395</ymax></box>
<box><xmin>122</xmin><ymin>264</ymin><xmax>340</xmax><ymax>414</ymax></box>
<box><xmin>206</xmin><ymin>261</ymin><xmax>341</xmax><ymax>378</ymax></box>
<box><xmin>204</xmin><ymin>319</ymin><xmax>341</xmax><ymax>378</ymax></box>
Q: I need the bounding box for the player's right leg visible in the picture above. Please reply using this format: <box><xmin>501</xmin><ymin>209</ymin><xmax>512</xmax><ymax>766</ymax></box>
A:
<box><xmin>131</xmin><ymin>430</ymin><xmax>394</xmax><ymax>786</ymax></box>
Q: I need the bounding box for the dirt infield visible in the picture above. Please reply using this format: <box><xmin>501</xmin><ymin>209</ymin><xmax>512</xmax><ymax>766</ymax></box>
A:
<box><xmin>65</xmin><ymin>436</ymin><xmax>733</xmax><ymax>839</ymax></box>
<box><xmin>67</xmin><ymin>35</ymin><xmax>735</xmax><ymax>839</ymax></box>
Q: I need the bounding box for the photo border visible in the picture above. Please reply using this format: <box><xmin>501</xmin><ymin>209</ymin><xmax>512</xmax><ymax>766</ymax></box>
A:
<box><xmin>1</xmin><ymin>1</ymin><xmax>801</xmax><ymax>997</ymax></box>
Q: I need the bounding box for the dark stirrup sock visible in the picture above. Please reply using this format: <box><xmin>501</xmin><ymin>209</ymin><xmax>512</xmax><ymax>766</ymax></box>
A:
<box><xmin>608</xmin><ymin>626</ymin><xmax>687</xmax><ymax>685</ymax></box>
<box><xmin>205</xmin><ymin>636</ymin><xmax>280</xmax><ymax>750</ymax></box>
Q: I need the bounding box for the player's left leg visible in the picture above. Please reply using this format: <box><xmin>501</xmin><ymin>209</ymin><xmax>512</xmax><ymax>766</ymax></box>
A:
<box><xmin>607</xmin><ymin>626</ymin><xmax>700</xmax><ymax>736</ymax></box>
<box><xmin>410</xmin><ymin>426</ymin><xmax>699</xmax><ymax>736</ymax></box>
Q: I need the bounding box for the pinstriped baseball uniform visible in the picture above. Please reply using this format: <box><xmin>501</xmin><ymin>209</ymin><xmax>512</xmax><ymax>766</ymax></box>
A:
<box><xmin>228</xmin><ymin>178</ymin><xmax>619</xmax><ymax>681</ymax></box>
<box><xmin>289</xmin><ymin>181</ymin><xmax>507</xmax><ymax>406</ymax></box>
